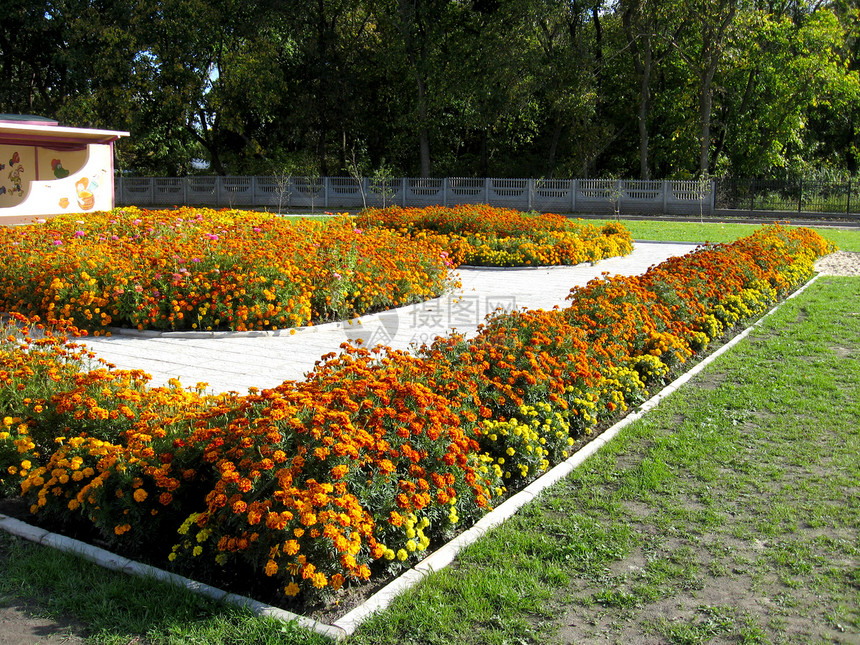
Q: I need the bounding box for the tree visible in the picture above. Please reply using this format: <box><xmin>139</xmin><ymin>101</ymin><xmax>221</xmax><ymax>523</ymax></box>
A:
<box><xmin>669</xmin><ymin>0</ymin><xmax>740</xmax><ymax>175</ymax></box>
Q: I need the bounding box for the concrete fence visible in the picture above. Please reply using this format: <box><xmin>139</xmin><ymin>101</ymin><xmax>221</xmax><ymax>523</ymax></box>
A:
<box><xmin>115</xmin><ymin>176</ymin><xmax>715</xmax><ymax>216</ymax></box>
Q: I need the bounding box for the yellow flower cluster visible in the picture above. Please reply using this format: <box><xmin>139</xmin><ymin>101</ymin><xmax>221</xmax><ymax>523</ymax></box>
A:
<box><xmin>357</xmin><ymin>205</ymin><xmax>634</xmax><ymax>267</ymax></box>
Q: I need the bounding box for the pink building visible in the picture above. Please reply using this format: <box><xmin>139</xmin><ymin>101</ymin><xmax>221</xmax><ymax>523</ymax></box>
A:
<box><xmin>0</xmin><ymin>115</ymin><xmax>128</xmax><ymax>225</ymax></box>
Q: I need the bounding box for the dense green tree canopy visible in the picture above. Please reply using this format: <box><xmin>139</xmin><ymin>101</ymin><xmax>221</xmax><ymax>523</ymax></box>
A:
<box><xmin>2</xmin><ymin>0</ymin><xmax>857</xmax><ymax>178</ymax></box>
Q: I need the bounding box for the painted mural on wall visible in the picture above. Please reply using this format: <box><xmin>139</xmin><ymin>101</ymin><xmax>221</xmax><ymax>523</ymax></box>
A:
<box><xmin>0</xmin><ymin>147</ymin><xmax>34</xmax><ymax>207</ymax></box>
<box><xmin>0</xmin><ymin>144</ymin><xmax>109</xmax><ymax>216</ymax></box>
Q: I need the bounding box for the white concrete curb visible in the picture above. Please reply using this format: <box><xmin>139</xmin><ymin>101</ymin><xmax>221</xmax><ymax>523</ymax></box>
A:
<box><xmin>0</xmin><ymin>274</ymin><xmax>820</xmax><ymax>641</ymax></box>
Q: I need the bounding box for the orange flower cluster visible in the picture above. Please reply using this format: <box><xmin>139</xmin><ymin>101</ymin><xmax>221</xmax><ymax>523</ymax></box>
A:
<box><xmin>356</xmin><ymin>206</ymin><xmax>633</xmax><ymax>266</ymax></box>
<box><xmin>0</xmin><ymin>208</ymin><xmax>456</xmax><ymax>333</ymax></box>
<box><xmin>0</xmin><ymin>224</ymin><xmax>834</xmax><ymax>605</ymax></box>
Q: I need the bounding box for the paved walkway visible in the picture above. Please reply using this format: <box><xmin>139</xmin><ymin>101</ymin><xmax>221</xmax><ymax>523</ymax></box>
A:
<box><xmin>81</xmin><ymin>242</ymin><xmax>698</xmax><ymax>394</ymax></box>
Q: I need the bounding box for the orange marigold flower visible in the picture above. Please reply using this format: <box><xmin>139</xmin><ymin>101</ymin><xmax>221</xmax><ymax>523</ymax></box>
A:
<box><xmin>133</xmin><ymin>488</ymin><xmax>147</xmax><ymax>503</ymax></box>
<box><xmin>264</xmin><ymin>559</ymin><xmax>279</xmax><ymax>576</ymax></box>
<box><xmin>300</xmin><ymin>563</ymin><xmax>316</xmax><ymax>580</ymax></box>
<box><xmin>284</xmin><ymin>582</ymin><xmax>300</xmax><ymax>597</ymax></box>
<box><xmin>330</xmin><ymin>464</ymin><xmax>349</xmax><ymax>479</ymax></box>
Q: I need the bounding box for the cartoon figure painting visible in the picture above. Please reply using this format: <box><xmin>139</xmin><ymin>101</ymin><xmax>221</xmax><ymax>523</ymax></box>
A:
<box><xmin>51</xmin><ymin>158</ymin><xmax>70</xmax><ymax>178</ymax></box>
<box><xmin>8</xmin><ymin>166</ymin><xmax>24</xmax><ymax>196</ymax></box>
<box><xmin>76</xmin><ymin>177</ymin><xmax>95</xmax><ymax>210</ymax></box>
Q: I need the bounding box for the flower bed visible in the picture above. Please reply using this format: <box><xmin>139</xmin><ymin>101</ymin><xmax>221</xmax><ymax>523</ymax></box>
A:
<box><xmin>356</xmin><ymin>205</ymin><xmax>633</xmax><ymax>266</ymax></box>
<box><xmin>0</xmin><ymin>225</ymin><xmax>834</xmax><ymax>611</ymax></box>
<box><xmin>0</xmin><ymin>208</ymin><xmax>456</xmax><ymax>333</ymax></box>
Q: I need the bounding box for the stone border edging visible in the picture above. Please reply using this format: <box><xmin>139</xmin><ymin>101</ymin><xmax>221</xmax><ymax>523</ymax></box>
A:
<box><xmin>0</xmin><ymin>274</ymin><xmax>821</xmax><ymax>641</ymax></box>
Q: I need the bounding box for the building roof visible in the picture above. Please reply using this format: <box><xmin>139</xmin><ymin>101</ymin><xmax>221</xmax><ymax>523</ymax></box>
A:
<box><xmin>0</xmin><ymin>116</ymin><xmax>128</xmax><ymax>150</ymax></box>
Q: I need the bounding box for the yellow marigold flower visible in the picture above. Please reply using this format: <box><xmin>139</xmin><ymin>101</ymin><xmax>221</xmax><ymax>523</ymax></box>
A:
<box><xmin>312</xmin><ymin>572</ymin><xmax>328</xmax><ymax>588</ymax></box>
<box><xmin>265</xmin><ymin>560</ymin><xmax>279</xmax><ymax>576</ymax></box>
<box><xmin>192</xmin><ymin>546</ymin><xmax>203</xmax><ymax>557</ymax></box>
<box><xmin>396</xmin><ymin>549</ymin><xmax>408</xmax><ymax>561</ymax></box>
<box><xmin>284</xmin><ymin>582</ymin><xmax>301</xmax><ymax>597</ymax></box>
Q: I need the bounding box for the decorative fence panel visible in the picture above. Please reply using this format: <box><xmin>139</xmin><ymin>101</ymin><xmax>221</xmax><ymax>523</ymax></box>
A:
<box><xmin>115</xmin><ymin>176</ymin><xmax>857</xmax><ymax>218</ymax></box>
<box><xmin>714</xmin><ymin>179</ymin><xmax>858</xmax><ymax>217</ymax></box>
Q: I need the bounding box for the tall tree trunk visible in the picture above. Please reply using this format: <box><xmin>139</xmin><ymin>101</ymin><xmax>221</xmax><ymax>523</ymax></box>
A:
<box><xmin>547</xmin><ymin>118</ymin><xmax>563</xmax><ymax>175</ymax></box>
<box><xmin>416</xmin><ymin>74</ymin><xmax>431</xmax><ymax>177</ymax></box>
<box><xmin>480</xmin><ymin>129</ymin><xmax>489</xmax><ymax>177</ymax></box>
<box><xmin>622</xmin><ymin>1</ymin><xmax>654</xmax><ymax>180</ymax></box>
<box><xmin>699</xmin><ymin>66</ymin><xmax>717</xmax><ymax>175</ymax></box>
<box><xmin>637</xmin><ymin>40</ymin><xmax>653</xmax><ymax>179</ymax></box>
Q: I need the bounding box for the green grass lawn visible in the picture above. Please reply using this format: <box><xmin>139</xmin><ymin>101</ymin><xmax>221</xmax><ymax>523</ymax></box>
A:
<box><xmin>1</xmin><ymin>241</ymin><xmax>857</xmax><ymax>644</ymax></box>
<box><xmin>619</xmin><ymin>219</ymin><xmax>860</xmax><ymax>252</ymax></box>
<box><xmin>350</xmin><ymin>275</ymin><xmax>859</xmax><ymax>645</ymax></box>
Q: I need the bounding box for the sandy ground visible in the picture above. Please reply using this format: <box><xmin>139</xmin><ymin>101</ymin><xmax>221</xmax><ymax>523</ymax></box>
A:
<box><xmin>1</xmin><ymin>252</ymin><xmax>857</xmax><ymax>645</ymax></box>
<box><xmin>814</xmin><ymin>250</ymin><xmax>860</xmax><ymax>276</ymax></box>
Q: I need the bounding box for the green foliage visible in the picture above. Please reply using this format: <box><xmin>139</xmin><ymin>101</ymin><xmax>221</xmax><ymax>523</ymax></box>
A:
<box><xmin>4</xmin><ymin>0</ymin><xmax>858</xmax><ymax>178</ymax></box>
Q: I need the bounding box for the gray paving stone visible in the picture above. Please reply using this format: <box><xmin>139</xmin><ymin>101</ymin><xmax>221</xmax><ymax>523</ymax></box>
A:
<box><xmin>81</xmin><ymin>242</ymin><xmax>698</xmax><ymax>395</ymax></box>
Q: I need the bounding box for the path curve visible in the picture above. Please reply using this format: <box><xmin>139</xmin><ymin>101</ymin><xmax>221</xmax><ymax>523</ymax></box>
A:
<box><xmin>81</xmin><ymin>241</ymin><xmax>699</xmax><ymax>394</ymax></box>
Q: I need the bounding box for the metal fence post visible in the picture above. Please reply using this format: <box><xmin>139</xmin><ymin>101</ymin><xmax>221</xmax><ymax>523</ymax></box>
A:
<box><xmin>571</xmin><ymin>179</ymin><xmax>577</xmax><ymax>213</ymax></box>
<box><xmin>709</xmin><ymin>180</ymin><xmax>715</xmax><ymax>215</ymax></box>
<box><xmin>749</xmin><ymin>179</ymin><xmax>755</xmax><ymax>214</ymax></box>
<box><xmin>443</xmin><ymin>179</ymin><xmax>448</xmax><ymax>207</ymax></box>
<box><xmin>527</xmin><ymin>178</ymin><xmax>534</xmax><ymax>210</ymax></box>
<box><xmin>798</xmin><ymin>178</ymin><xmax>802</xmax><ymax>213</ymax></box>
